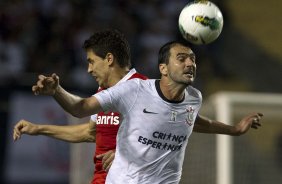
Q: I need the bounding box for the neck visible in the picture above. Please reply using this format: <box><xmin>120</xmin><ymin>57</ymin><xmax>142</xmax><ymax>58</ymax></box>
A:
<box><xmin>108</xmin><ymin>67</ymin><xmax>130</xmax><ymax>87</ymax></box>
<box><xmin>159</xmin><ymin>78</ymin><xmax>186</xmax><ymax>102</ymax></box>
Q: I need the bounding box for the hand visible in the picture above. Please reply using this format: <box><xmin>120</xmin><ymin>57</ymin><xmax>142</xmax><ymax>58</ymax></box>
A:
<box><xmin>234</xmin><ymin>112</ymin><xmax>263</xmax><ymax>135</ymax></box>
<box><xmin>32</xmin><ymin>73</ymin><xmax>59</xmax><ymax>96</ymax></box>
<box><xmin>96</xmin><ymin>150</ymin><xmax>115</xmax><ymax>172</ymax></box>
<box><xmin>13</xmin><ymin>120</ymin><xmax>39</xmax><ymax>141</ymax></box>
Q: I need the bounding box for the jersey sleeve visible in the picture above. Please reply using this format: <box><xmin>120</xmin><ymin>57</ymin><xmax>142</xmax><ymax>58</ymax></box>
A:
<box><xmin>188</xmin><ymin>86</ymin><xmax>203</xmax><ymax>117</ymax></box>
<box><xmin>94</xmin><ymin>79</ymin><xmax>140</xmax><ymax>115</ymax></box>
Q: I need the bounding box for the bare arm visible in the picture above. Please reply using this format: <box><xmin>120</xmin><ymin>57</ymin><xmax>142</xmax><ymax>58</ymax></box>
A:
<box><xmin>53</xmin><ymin>85</ymin><xmax>102</xmax><ymax>118</ymax></box>
<box><xmin>32</xmin><ymin>74</ymin><xmax>103</xmax><ymax>118</ymax></box>
<box><xmin>193</xmin><ymin>112</ymin><xmax>263</xmax><ymax>136</ymax></box>
<box><xmin>13</xmin><ymin>119</ymin><xmax>96</xmax><ymax>142</ymax></box>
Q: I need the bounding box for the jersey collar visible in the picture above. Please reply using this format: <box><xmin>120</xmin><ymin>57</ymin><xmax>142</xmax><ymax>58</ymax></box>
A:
<box><xmin>155</xmin><ymin>80</ymin><xmax>185</xmax><ymax>104</ymax></box>
<box><xmin>115</xmin><ymin>68</ymin><xmax>137</xmax><ymax>86</ymax></box>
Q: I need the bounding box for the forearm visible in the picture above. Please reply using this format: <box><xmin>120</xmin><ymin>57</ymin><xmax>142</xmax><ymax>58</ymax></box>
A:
<box><xmin>194</xmin><ymin>113</ymin><xmax>263</xmax><ymax>136</ymax></box>
<box><xmin>53</xmin><ymin>85</ymin><xmax>92</xmax><ymax>117</ymax></box>
<box><xmin>36</xmin><ymin>123</ymin><xmax>96</xmax><ymax>143</ymax></box>
<box><xmin>193</xmin><ymin>115</ymin><xmax>237</xmax><ymax>135</ymax></box>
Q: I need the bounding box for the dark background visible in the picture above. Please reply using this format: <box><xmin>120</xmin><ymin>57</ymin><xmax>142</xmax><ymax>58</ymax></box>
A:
<box><xmin>0</xmin><ymin>0</ymin><xmax>281</xmax><ymax>183</ymax></box>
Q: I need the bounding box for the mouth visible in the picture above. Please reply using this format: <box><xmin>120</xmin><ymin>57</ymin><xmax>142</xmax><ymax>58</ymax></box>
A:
<box><xmin>183</xmin><ymin>70</ymin><xmax>194</xmax><ymax>78</ymax></box>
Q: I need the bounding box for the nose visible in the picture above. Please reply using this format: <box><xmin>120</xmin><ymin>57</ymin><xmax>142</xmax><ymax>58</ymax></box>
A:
<box><xmin>185</xmin><ymin>57</ymin><xmax>195</xmax><ymax>66</ymax></box>
<box><xmin>87</xmin><ymin>64</ymin><xmax>92</xmax><ymax>73</ymax></box>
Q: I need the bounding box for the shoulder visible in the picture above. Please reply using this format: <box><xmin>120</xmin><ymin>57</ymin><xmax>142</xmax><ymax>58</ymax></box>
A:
<box><xmin>107</xmin><ymin>79</ymin><xmax>155</xmax><ymax>94</ymax></box>
<box><xmin>110</xmin><ymin>78</ymin><xmax>142</xmax><ymax>90</ymax></box>
<box><xmin>129</xmin><ymin>73</ymin><xmax>148</xmax><ymax>80</ymax></box>
<box><xmin>127</xmin><ymin>68</ymin><xmax>148</xmax><ymax>80</ymax></box>
<box><xmin>121</xmin><ymin>78</ymin><xmax>156</xmax><ymax>92</ymax></box>
<box><xmin>124</xmin><ymin>78</ymin><xmax>153</xmax><ymax>86</ymax></box>
<box><xmin>187</xmin><ymin>86</ymin><xmax>202</xmax><ymax>100</ymax></box>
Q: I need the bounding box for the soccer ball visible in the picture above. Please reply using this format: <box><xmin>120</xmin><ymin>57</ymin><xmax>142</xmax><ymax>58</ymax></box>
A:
<box><xmin>178</xmin><ymin>1</ymin><xmax>223</xmax><ymax>45</ymax></box>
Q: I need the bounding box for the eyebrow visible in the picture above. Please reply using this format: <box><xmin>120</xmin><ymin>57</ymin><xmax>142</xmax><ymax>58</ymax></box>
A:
<box><xmin>176</xmin><ymin>53</ymin><xmax>195</xmax><ymax>58</ymax></box>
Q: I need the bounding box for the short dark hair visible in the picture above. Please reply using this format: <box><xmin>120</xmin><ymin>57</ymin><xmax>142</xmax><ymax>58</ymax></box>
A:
<box><xmin>83</xmin><ymin>29</ymin><xmax>131</xmax><ymax>68</ymax></box>
<box><xmin>158</xmin><ymin>41</ymin><xmax>193</xmax><ymax>64</ymax></box>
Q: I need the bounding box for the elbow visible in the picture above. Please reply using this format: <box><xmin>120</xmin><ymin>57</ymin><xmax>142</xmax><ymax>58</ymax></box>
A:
<box><xmin>70</xmin><ymin>104</ymin><xmax>89</xmax><ymax>118</ymax></box>
<box><xmin>71</xmin><ymin>99</ymin><xmax>93</xmax><ymax>118</ymax></box>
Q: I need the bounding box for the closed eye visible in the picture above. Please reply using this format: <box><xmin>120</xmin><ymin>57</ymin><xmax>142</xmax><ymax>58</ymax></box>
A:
<box><xmin>177</xmin><ymin>53</ymin><xmax>196</xmax><ymax>63</ymax></box>
<box><xmin>87</xmin><ymin>58</ymin><xmax>95</xmax><ymax>64</ymax></box>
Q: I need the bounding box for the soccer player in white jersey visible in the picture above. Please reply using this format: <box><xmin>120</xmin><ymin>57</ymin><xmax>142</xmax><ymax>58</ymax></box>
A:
<box><xmin>28</xmin><ymin>41</ymin><xmax>263</xmax><ymax>184</ymax></box>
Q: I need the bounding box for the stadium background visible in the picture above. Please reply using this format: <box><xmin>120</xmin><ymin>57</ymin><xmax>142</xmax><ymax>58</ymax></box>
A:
<box><xmin>0</xmin><ymin>0</ymin><xmax>281</xmax><ymax>183</ymax></box>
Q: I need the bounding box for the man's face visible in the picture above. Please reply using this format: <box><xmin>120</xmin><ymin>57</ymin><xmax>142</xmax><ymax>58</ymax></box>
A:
<box><xmin>166</xmin><ymin>44</ymin><xmax>196</xmax><ymax>85</ymax></box>
<box><xmin>86</xmin><ymin>50</ymin><xmax>110</xmax><ymax>88</ymax></box>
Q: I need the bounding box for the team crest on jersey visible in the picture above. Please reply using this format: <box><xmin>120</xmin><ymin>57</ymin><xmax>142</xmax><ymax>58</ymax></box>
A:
<box><xmin>185</xmin><ymin>106</ymin><xmax>195</xmax><ymax>126</ymax></box>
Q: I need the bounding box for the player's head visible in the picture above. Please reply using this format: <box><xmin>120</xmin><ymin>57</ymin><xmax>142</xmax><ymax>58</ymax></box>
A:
<box><xmin>83</xmin><ymin>29</ymin><xmax>131</xmax><ymax>88</ymax></box>
<box><xmin>83</xmin><ymin>29</ymin><xmax>131</xmax><ymax>68</ymax></box>
<box><xmin>158</xmin><ymin>41</ymin><xmax>196</xmax><ymax>85</ymax></box>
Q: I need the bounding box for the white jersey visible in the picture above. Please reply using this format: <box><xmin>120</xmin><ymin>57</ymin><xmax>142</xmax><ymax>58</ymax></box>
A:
<box><xmin>90</xmin><ymin>68</ymin><xmax>139</xmax><ymax>122</ymax></box>
<box><xmin>94</xmin><ymin>79</ymin><xmax>202</xmax><ymax>184</ymax></box>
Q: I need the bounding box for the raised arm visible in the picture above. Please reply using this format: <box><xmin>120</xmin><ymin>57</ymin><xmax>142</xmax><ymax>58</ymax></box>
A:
<box><xmin>193</xmin><ymin>112</ymin><xmax>263</xmax><ymax>136</ymax></box>
<box><xmin>13</xmin><ymin>119</ymin><xmax>97</xmax><ymax>142</ymax></box>
<box><xmin>32</xmin><ymin>73</ymin><xmax>102</xmax><ymax>118</ymax></box>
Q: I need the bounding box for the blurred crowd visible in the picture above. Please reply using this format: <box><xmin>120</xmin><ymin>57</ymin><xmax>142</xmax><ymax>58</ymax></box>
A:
<box><xmin>0</xmin><ymin>0</ymin><xmax>196</xmax><ymax>91</ymax></box>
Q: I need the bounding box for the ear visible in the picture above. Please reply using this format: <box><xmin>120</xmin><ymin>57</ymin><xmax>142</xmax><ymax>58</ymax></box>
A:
<box><xmin>105</xmin><ymin>53</ymin><xmax>114</xmax><ymax>66</ymax></box>
<box><xmin>159</xmin><ymin>63</ymin><xmax>168</xmax><ymax>76</ymax></box>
